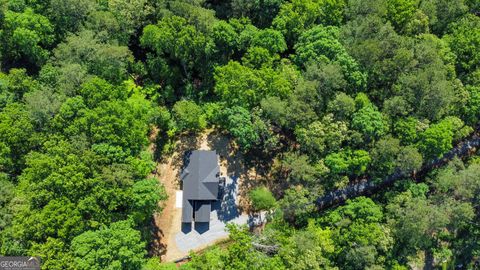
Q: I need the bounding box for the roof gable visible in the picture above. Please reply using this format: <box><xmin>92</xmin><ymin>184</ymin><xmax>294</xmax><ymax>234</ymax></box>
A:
<box><xmin>182</xmin><ymin>150</ymin><xmax>219</xmax><ymax>200</ymax></box>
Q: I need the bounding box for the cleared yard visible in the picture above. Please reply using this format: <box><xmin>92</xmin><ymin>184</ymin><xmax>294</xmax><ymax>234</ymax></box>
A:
<box><xmin>151</xmin><ymin>129</ymin><xmax>256</xmax><ymax>262</ymax></box>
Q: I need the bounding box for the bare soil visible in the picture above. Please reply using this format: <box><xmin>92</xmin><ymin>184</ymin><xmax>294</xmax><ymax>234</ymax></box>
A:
<box><xmin>148</xmin><ymin>128</ymin><xmax>261</xmax><ymax>262</ymax></box>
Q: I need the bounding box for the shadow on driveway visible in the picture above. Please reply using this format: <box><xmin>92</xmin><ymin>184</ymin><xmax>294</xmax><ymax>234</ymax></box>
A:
<box><xmin>213</xmin><ymin>176</ymin><xmax>240</xmax><ymax>222</ymax></box>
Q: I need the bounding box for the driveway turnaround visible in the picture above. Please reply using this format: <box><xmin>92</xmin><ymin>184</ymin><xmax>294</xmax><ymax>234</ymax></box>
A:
<box><xmin>174</xmin><ymin>175</ymin><xmax>250</xmax><ymax>252</ymax></box>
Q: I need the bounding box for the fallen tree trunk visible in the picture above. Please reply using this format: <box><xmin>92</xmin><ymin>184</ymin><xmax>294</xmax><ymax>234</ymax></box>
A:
<box><xmin>173</xmin><ymin>255</ymin><xmax>191</xmax><ymax>263</ymax></box>
<box><xmin>315</xmin><ymin>126</ymin><xmax>480</xmax><ymax>210</ymax></box>
<box><xmin>253</xmin><ymin>243</ymin><xmax>280</xmax><ymax>255</ymax></box>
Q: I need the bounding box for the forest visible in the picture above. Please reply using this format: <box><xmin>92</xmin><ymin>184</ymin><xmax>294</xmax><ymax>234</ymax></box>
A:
<box><xmin>0</xmin><ymin>0</ymin><xmax>479</xmax><ymax>269</ymax></box>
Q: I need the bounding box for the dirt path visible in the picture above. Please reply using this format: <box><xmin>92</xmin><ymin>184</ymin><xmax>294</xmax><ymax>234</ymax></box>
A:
<box><xmin>150</xmin><ymin>129</ymin><xmax>211</xmax><ymax>261</ymax></box>
<box><xmin>148</xmin><ymin>127</ymin><xmax>186</xmax><ymax>261</ymax></box>
<box><xmin>153</xmin><ymin>157</ymin><xmax>183</xmax><ymax>261</ymax></box>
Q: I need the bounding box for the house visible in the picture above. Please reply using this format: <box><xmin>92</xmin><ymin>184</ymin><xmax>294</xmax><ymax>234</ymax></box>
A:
<box><xmin>181</xmin><ymin>150</ymin><xmax>220</xmax><ymax>224</ymax></box>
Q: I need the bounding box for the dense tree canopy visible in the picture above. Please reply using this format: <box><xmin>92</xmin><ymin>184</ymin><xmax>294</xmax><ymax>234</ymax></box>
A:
<box><xmin>249</xmin><ymin>187</ymin><xmax>277</xmax><ymax>212</ymax></box>
<box><xmin>71</xmin><ymin>221</ymin><xmax>146</xmax><ymax>270</ymax></box>
<box><xmin>0</xmin><ymin>8</ymin><xmax>54</xmax><ymax>69</ymax></box>
<box><xmin>0</xmin><ymin>0</ymin><xmax>478</xmax><ymax>268</ymax></box>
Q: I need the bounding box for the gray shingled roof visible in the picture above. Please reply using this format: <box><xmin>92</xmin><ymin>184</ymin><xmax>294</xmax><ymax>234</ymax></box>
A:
<box><xmin>194</xmin><ymin>201</ymin><xmax>211</xmax><ymax>222</ymax></box>
<box><xmin>182</xmin><ymin>150</ymin><xmax>220</xmax><ymax>200</ymax></box>
<box><xmin>182</xmin><ymin>199</ymin><xmax>193</xmax><ymax>223</ymax></box>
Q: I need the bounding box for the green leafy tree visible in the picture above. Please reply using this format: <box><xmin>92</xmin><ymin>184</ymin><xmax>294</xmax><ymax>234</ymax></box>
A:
<box><xmin>249</xmin><ymin>187</ymin><xmax>277</xmax><ymax>212</ymax></box>
<box><xmin>214</xmin><ymin>61</ymin><xmax>265</xmax><ymax>107</ymax></box>
<box><xmin>223</xmin><ymin>224</ymin><xmax>257</xmax><ymax>270</ymax></box>
<box><xmin>30</xmin><ymin>198</ymin><xmax>85</xmax><ymax>241</ymax></box>
<box><xmin>279</xmin><ymin>222</ymin><xmax>336</xmax><ymax>270</ymax></box>
<box><xmin>392</xmin><ymin>64</ymin><xmax>457</xmax><ymax>121</ymax></box>
<box><xmin>278</xmin><ymin>152</ymin><xmax>328</xmax><ymax>187</ymax></box>
<box><xmin>230</xmin><ymin>0</ymin><xmax>285</xmax><ymax>28</ymax></box>
<box><xmin>24</xmin><ymin>87</ymin><xmax>63</xmax><ymax>130</ymax></box>
<box><xmin>417</xmin><ymin>117</ymin><xmax>471</xmax><ymax>159</ymax></box>
<box><xmin>432</xmin><ymin>162</ymin><xmax>480</xmax><ymax>202</ymax></box>
<box><xmin>143</xmin><ymin>259</ymin><xmax>177</xmax><ymax>270</ymax></box>
<box><xmin>214</xmin><ymin>61</ymin><xmax>293</xmax><ymax>108</ymax></box>
<box><xmin>0</xmin><ymin>68</ymin><xmax>37</xmax><ymax>106</ymax></box>
<box><xmin>273</xmin><ymin>0</ymin><xmax>324</xmax><ymax>45</ymax></box>
<box><xmin>53</xmin><ymin>30</ymin><xmax>133</xmax><ymax>83</ymax></box>
<box><xmin>45</xmin><ymin>0</ymin><xmax>95</xmax><ymax>39</ymax></box>
<box><xmin>386</xmin><ymin>0</ymin><xmax>418</xmax><ymax>32</ymax></box>
<box><xmin>6</xmin><ymin>133</ymin><xmax>165</xmax><ymax>262</ymax></box>
<box><xmin>340</xmin><ymin>15</ymin><xmax>414</xmax><ymax>99</ymax></box>
<box><xmin>181</xmin><ymin>224</ymin><xmax>283</xmax><ymax>270</ymax></box>
<box><xmin>322</xmin><ymin>197</ymin><xmax>393</xmax><ymax>269</ymax></box>
<box><xmin>107</xmin><ymin>0</ymin><xmax>155</xmax><ymax>43</ymax></box>
<box><xmin>395</xmin><ymin>145</ymin><xmax>423</xmax><ymax>175</ymax></box>
<box><xmin>462</xmin><ymin>85</ymin><xmax>480</xmax><ymax>125</ymax></box>
<box><xmin>465</xmin><ymin>0</ymin><xmax>479</xmax><ymax>12</ymax></box>
<box><xmin>325</xmin><ymin>149</ymin><xmax>371</xmax><ymax>176</ymax></box>
<box><xmin>211</xmin><ymin>20</ymin><xmax>240</xmax><ymax>63</ymax></box>
<box><xmin>351</xmin><ymin>104</ymin><xmax>387</xmax><ymax>140</ymax></box>
<box><xmin>182</xmin><ymin>246</ymin><xmax>226</xmax><ymax>270</ymax></box>
<box><xmin>141</xmin><ymin>15</ymin><xmax>212</xmax><ymax>93</ymax></box>
<box><xmin>393</xmin><ymin>117</ymin><xmax>428</xmax><ymax>145</ymax></box>
<box><xmin>382</xmin><ymin>96</ymin><xmax>412</xmax><ymax>119</ymax></box>
<box><xmin>0</xmin><ymin>103</ymin><xmax>34</xmax><ymax>175</ymax></box>
<box><xmin>83</xmin><ymin>10</ymin><xmax>123</xmax><ymax>42</ymax></box>
<box><xmin>172</xmin><ymin>100</ymin><xmax>206</xmax><ymax>132</ymax></box>
<box><xmin>327</xmin><ymin>92</ymin><xmax>356</xmax><ymax>121</ymax></box>
<box><xmin>344</xmin><ymin>0</ymin><xmax>387</xmax><ymax>19</ymax></box>
<box><xmin>417</xmin><ymin>120</ymin><xmax>454</xmax><ymax>159</ymax></box>
<box><xmin>242</xmin><ymin>46</ymin><xmax>279</xmax><ymax>69</ymax></box>
<box><xmin>273</xmin><ymin>0</ymin><xmax>345</xmax><ymax>45</ymax></box>
<box><xmin>164</xmin><ymin>0</ymin><xmax>218</xmax><ymax>33</ymax></box>
<box><xmin>386</xmin><ymin>184</ymin><xmax>474</xmax><ymax>263</ymax></box>
<box><xmin>370</xmin><ymin>136</ymin><xmax>401</xmax><ymax>176</ymax></box>
<box><xmin>432</xmin><ymin>162</ymin><xmax>480</xmax><ymax>266</ymax></box>
<box><xmin>79</xmin><ymin>77</ymin><xmax>126</xmax><ymax>108</ymax></box>
<box><xmin>251</xmin><ymin>28</ymin><xmax>287</xmax><ymax>54</ymax></box>
<box><xmin>221</xmin><ymin>106</ymin><xmax>259</xmax><ymax>151</ymax></box>
<box><xmin>402</xmin><ymin>9</ymin><xmax>430</xmax><ymax>36</ymax></box>
<box><xmin>0</xmin><ymin>8</ymin><xmax>54</xmax><ymax>68</ymax></box>
<box><xmin>29</xmin><ymin>237</ymin><xmax>74</xmax><ymax>270</ymax></box>
<box><xmin>295</xmin><ymin>114</ymin><xmax>348</xmax><ymax>159</ymax></box>
<box><xmin>444</xmin><ymin>14</ymin><xmax>480</xmax><ymax>76</ymax></box>
<box><xmin>85</xmin><ymin>100</ymin><xmax>151</xmax><ymax>153</ymax></box>
<box><xmin>278</xmin><ymin>187</ymin><xmax>315</xmax><ymax>226</ymax></box>
<box><xmin>294</xmin><ymin>25</ymin><xmax>366</xmax><ymax>90</ymax></box>
<box><xmin>71</xmin><ymin>220</ymin><xmax>146</xmax><ymax>270</ymax></box>
<box><xmin>38</xmin><ymin>63</ymin><xmax>91</xmax><ymax>97</ymax></box>
<box><xmin>0</xmin><ymin>176</ymin><xmax>14</xmax><ymax>231</ymax></box>
<box><xmin>419</xmin><ymin>0</ymin><xmax>468</xmax><ymax>34</ymax></box>
<box><xmin>129</xmin><ymin>178</ymin><xmax>166</xmax><ymax>223</ymax></box>
<box><xmin>304</xmin><ymin>62</ymin><xmax>349</xmax><ymax>109</ymax></box>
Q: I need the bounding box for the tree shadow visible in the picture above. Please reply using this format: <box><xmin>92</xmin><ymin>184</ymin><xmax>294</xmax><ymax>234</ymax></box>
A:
<box><xmin>213</xmin><ymin>176</ymin><xmax>241</xmax><ymax>222</ymax></box>
<box><xmin>206</xmin><ymin>131</ymin><xmax>246</xmax><ymax>181</ymax></box>
<box><xmin>158</xmin><ymin>134</ymin><xmax>199</xmax><ymax>191</ymax></box>
<box><xmin>206</xmin><ymin>130</ymin><xmax>270</xmax><ymax>213</ymax></box>
<box><xmin>153</xmin><ymin>129</ymin><xmax>168</xmax><ymax>162</ymax></box>
<box><xmin>147</xmin><ymin>216</ymin><xmax>167</xmax><ymax>257</ymax></box>
<box><xmin>171</xmin><ymin>133</ymin><xmax>199</xmax><ymax>168</ymax></box>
